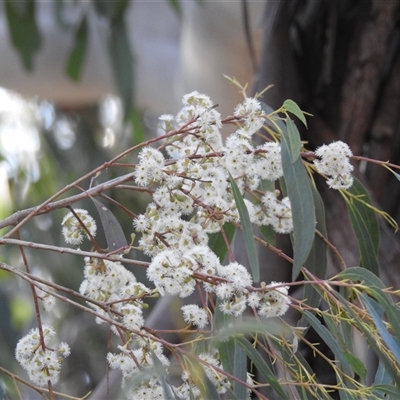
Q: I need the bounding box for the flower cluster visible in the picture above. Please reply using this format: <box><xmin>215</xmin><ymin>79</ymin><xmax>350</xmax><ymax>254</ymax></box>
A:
<box><xmin>146</xmin><ymin>245</ymin><xmax>219</xmax><ymax>298</ymax></box>
<box><xmin>181</xmin><ymin>304</ymin><xmax>209</xmax><ymax>329</ymax></box>
<box><xmin>107</xmin><ymin>338</ymin><xmax>170</xmax><ymax>399</ymax></box>
<box><xmin>52</xmin><ymin>92</ymin><xmax>309</xmax><ymax>398</ymax></box>
<box><xmin>15</xmin><ymin>325</ymin><xmax>70</xmax><ymax>387</ymax></box>
<box><xmin>313</xmin><ymin>141</ymin><xmax>354</xmax><ymax>189</ymax></box>
<box><xmin>61</xmin><ymin>208</ymin><xmax>97</xmax><ymax>245</ymax></box>
<box><xmin>233</xmin><ymin>97</ymin><xmax>264</xmax><ymax>137</ymax></box>
<box><xmin>79</xmin><ymin>257</ymin><xmax>151</xmax><ymax>331</ymax></box>
<box><xmin>107</xmin><ymin>345</ymin><xmax>249</xmax><ymax>400</ymax></box>
<box><xmin>248</xmin><ymin>282</ymin><xmax>291</xmax><ymax>318</ymax></box>
<box><xmin>134</xmin><ymin>92</ymin><xmax>292</xmax><ymax>305</ymax></box>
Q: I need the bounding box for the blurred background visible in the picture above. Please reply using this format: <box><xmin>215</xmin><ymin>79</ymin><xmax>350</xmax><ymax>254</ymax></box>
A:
<box><xmin>0</xmin><ymin>1</ymin><xmax>400</xmax><ymax>398</ymax></box>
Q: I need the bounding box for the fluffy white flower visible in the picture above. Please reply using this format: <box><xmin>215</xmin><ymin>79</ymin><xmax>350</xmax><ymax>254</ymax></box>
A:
<box><xmin>133</xmin><ymin>214</ymin><xmax>150</xmax><ymax>232</ymax></box>
<box><xmin>42</xmin><ymin>294</ymin><xmax>56</xmax><ymax>312</ymax></box>
<box><xmin>254</xmin><ymin>142</ymin><xmax>283</xmax><ymax>181</ymax></box>
<box><xmin>234</xmin><ymin>97</ymin><xmax>264</xmax><ymax>135</ymax></box>
<box><xmin>80</xmin><ymin>257</ymin><xmax>150</xmax><ymax>331</ymax></box>
<box><xmin>135</xmin><ymin>147</ymin><xmax>166</xmax><ymax>185</ymax></box>
<box><xmin>181</xmin><ymin>304</ymin><xmax>209</xmax><ymax>329</ymax></box>
<box><xmin>182</xmin><ymin>91</ymin><xmax>213</xmax><ymax>109</ymax></box>
<box><xmin>258</xmin><ymin>281</ymin><xmax>291</xmax><ymax>318</ymax></box>
<box><xmin>262</xmin><ymin>191</ymin><xmax>293</xmax><ymax>234</ymax></box>
<box><xmin>314</xmin><ymin>141</ymin><xmax>354</xmax><ymax>189</ymax></box>
<box><xmin>15</xmin><ymin>325</ymin><xmax>70</xmax><ymax>387</ymax></box>
<box><xmin>158</xmin><ymin>113</ymin><xmax>175</xmax><ymax>133</ymax></box>
<box><xmin>218</xmin><ymin>261</ymin><xmax>252</xmax><ymax>292</ymax></box>
<box><xmin>147</xmin><ymin>249</ymin><xmax>195</xmax><ymax>297</ymax></box>
<box><xmin>223</xmin><ymin>134</ymin><xmax>254</xmax><ymax>177</ymax></box>
<box><xmin>61</xmin><ymin>208</ymin><xmax>97</xmax><ymax>245</ymax></box>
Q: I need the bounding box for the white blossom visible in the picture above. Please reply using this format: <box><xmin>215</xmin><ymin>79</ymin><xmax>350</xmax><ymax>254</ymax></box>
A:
<box><xmin>15</xmin><ymin>325</ymin><xmax>70</xmax><ymax>387</ymax></box>
<box><xmin>258</xmin><ymin>281</ymin><xmax>291</xmax><ymax>318</ymax></box>
<box><xmin>181</xmin><ymin>304</ymin><xmax>209</xmax><ymax>329</ymax></box>
<box><xmin>262</xmin><ymin>191</ymin><xmax>293</xmax><ymax>234</ymax></box>
<box><xmin>61</xmin><ymin>208</ymin><xmax>97</xmax><ymax>245</ymax></box>
<box><xmin>313</xmin><ymin>141</ymin><xmax>354</xmax><ymax>189</ymax></box>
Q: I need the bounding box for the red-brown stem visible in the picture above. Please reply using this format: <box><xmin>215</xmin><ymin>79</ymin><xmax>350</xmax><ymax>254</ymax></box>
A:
<box><xmin>17</xmin><ymin>230</ymin><xmax>46</xmax><ymax>352</ymax></box>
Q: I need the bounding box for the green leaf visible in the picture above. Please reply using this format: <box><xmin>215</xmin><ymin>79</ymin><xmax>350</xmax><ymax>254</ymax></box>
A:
<box><xmin>336</xmin><ymin>266</ymin><xmax>400</xmax><ymax>341</ymax></box>
<box><xmin>346</xmin><ymin>178</ymin><xmax>380</xmax><ymax>275</ymax></box>
<box><xmin>359</xmin><ymin>293</ymin><xmax>400</xmax><ymax>363</ymax></box>
<box><xmin>302</xmin><ymin>310</ymin><xmax>354</xmax><ymax>377</ymax></box>
<box><xmin>229</xmin><ymin>174</ymin><xmax>259</xmax><ymax>282</ymax></box>
<box><xmin>374</xmin><ymin>358</ymin><xmax>393</xmax><ymax>385</ymax></box>
<box><xmin>91</xmin><ymin>198</ymin><xmax>128</xmax><ymax>252</ymax></box>
<box><xmin>186</xmin><ymin>357</ymin><xmax>220</xmax><ymax>400</ymax></box>
<box><xmin>233</xmin><ymin>339</ymin><xmax>247</xmax><ymax>399</ymax></box>
<box><xmin>5</xmin><ymin>0</ymin><xmax>41</xmax><ymax>71</ymax></box>
<box><xmin>108</xmin><ymin>18</ymin><xmax>134</xmax><ymax>118</ymax></box>
<box><xmin>298</xmin><ymin>183</ymin><xmax>327</xmax><ymax>328</ymax></box>
<box><xmin>130</xmin><ymin>108</ymin><xmax>146</xmax><ymax>145</ymax></box>
<box><xmin>371</xmin><ymin>385</ymin><xmax>400</xmax><ymax>398</ymax></box>
<box><xmin>283</xmin><ymin>99</ymin><xmax>307</xmax><ymax>127</ymax></box>
<box><xmin>65</xmin><ymin>17</ymin><xmax>88</xmax><ymax>82</ymax></box>
<box><xmin>150</xmin><ymin>351</ymin><xmax>178</xmax><ymax>400</ymax></box>
<box><xmin>285</xmin><ymin>118</ymin><xmax>301</xmax><ymax>163</ymax></box>
<box><xmin>332</xmin><ymin>289</ymin><xmax>400</xmax><ymax>391</ymax></box>
<box><xmin>343</xmin><ymin>351</ymin><xmax>367</xmax><ymax>380</ymax></box>
<box><xmin>236</xmin><ymin>336</ymin><xmax>290</xmax><ymax>400</ymax></box>
<box><xmin>281</xmin><ymin>121</ymin><xmax>315</xmax><ymax>279</ymax></box>
<box><xmin>218</xmin><ymin>336</ymin><xmax>235</xmax><ymax>376</ymax></box>
<box><xmin>208</xmin><ymin>223</ymin><xmax>236</xmax><ymax>263</ymax></box>
<box><xmin>335</xmin><ymin>266</ymin><xmax>384</xmax><ymax>289</ymax></box>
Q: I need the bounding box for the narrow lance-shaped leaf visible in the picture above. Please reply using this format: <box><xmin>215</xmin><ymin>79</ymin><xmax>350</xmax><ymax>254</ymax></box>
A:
<box><xmin>283</xmin><ymin>99</ymin><xmax>307</xmax><ymax>127</ymax></box>
<box><xmin>286</xmin><ymin>118</ymin><xmax>301</xmax><ymax>163</ymax></box>
<box><xmin>297</xmin><ymin>183</ymin><xmax>328</xmax><ymax>328</ymax></box>
<box><xmin>5</xmin><ymin>0</ymin><xmax>41</xmax><ymax>71</ymax></box>
<box><xmin>91</xmin><ymin>198</ymin><xmax>128</xmax><ymax>251</ymax></box>
<box><xmin>374</xmin><ymin>358</ymin><xmax>393</xmax><ymax>386</ymax></box>
<box><xmin>108</xmin><ymin>17</ymin><xmax>134</xmax><ymax>118</ymax></box>
<box><xmin>333</xmin><ymin>268</ymin><xmax>400</xmax><ymax>374</ymax></box>
<box><xmin>185</xmin><ymin>357</ymin><xmax>220</xmax><ymax>400</ymax></box>
<box><xmin>229</xmin><ymin>173</ymin><xmax>259</xmax><ymax>282</ymax></box>
<box><xmin>233</xmin><ymin>339</ymin><xmax>247</xmax><ymax>399</ymax></box>
<box><xmin>236</xmin><ymin>336</ymin><xmax>290</xmax><ymax>400</ymax></box>
<box><xmin>371</xmin><ymin>385</ymin><xmax>400</xmax><ymax>398</ymax></box>
<box><xmin>130</xmin><ymin>108</ymin><xmax>146</xmax><ymax>145</ymax></box>
<box><xmin>218</xmin><ymin>336</ymin><xmax>235</xmax><ymax>378</ymax></box>
<box><xmin>335</xmin><ymin>266</ymin><xmax>384</xmax><ymax>289</ymax></box>
<box><xmin>359</xmin><ymin>294</ymin><xmax>400</xmax><ymax>364</ymax></box>
<box><xmin>302</xmin><ymin>310</ymin><xmax>354</xmax><ymax>377</ymax></box>
<box><xmin>65</xmin><ymin>16</ymin><xmax>88</xmax><ymax>82</ymax></box>
<box><xmin>332</xmin><ymin>289</ymin><xmax>400</xmax><ymax>391</ymax></box>
<box><xmin>281</xmin><ymin>118</ymin><xmax>315</xmax><ymax>279</ymax></box>
<box><xmin>150</xmin><ymin>351</ymin><xmax>177</xmax><ymax>400</ymax></box>
<box><xmin>345</xmin><ymin>178</ymin><xmax>380</xmax><ymax>275</ymax></box>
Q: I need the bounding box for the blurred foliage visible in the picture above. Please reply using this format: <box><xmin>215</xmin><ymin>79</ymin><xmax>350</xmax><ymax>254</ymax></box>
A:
<box><xmin>0</xmin><ymin>96</ymin><xmax>149</xmax><ymax>397</ymax></box>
